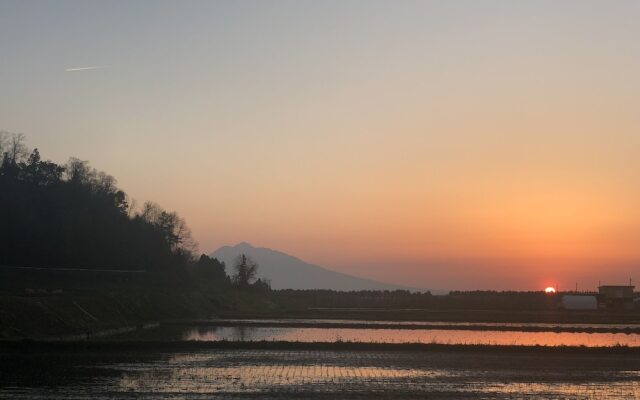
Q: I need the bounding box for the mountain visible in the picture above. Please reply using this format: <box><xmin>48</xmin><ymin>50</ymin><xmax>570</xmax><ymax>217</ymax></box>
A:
<box><xmin>210</xmin><ymin>242</ymin><xmax>425</xmax><ymax>292</ymax></box>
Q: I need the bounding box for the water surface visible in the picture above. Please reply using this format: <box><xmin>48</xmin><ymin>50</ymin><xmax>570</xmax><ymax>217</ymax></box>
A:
<box><xmin>3</xmin><ymin>349</ymin><xmax>639</xmax><ymax>399</ymax></box>
<box><xmin>182</xmin><ymin>326</ymin><xmax>640</xmax><ymax>347</ymax></box>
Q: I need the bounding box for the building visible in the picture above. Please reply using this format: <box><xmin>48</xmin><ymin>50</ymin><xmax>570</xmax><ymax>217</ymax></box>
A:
<box><xmin>560</xmin><ymin>295</ymin><xmax>598</xmax><ymax>310</ymax></box>
<box><xmin>598</xmin><ymin>285</ymin><xmax>635</xmax><ymax>310</ymax></box>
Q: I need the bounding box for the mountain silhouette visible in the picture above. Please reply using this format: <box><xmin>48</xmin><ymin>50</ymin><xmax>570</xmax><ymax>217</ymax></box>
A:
<box><xmin>211</xmin><ymin>242</ymin><xmax>425</xmax><ymax>291</ymax></box>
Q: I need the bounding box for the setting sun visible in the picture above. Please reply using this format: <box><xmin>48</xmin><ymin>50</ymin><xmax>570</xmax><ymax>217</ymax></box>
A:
<box><xmin>544</xmin><ymin>287</ymin><xmax>557</xmax><ymax>294</ymax></box>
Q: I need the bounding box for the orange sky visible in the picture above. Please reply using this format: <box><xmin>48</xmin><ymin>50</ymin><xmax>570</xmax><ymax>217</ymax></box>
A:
<box><xmin>2</xmin><ymin>1</ymin><xmax>639</xmax><ymax>289</ymax></box>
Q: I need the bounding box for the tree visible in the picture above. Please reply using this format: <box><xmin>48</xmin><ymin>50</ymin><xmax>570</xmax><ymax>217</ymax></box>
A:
<box><xmin>252</xmin><ymin>277</ymin><xmax>271</xmax><ymax>292</ymax></box>
<box><xmin>232</xmin><ymin>254</ymin><xmax>258</xmax><ymax>288</ymax></box>
<box><xmin>194</xmin><ymin>254</ymin><xmax>227</xmax><ymax>283</ymax></box>
<box><xmin>0</xmin><ymin>131</ymin><xmax>28</xmax><ymax>164</ymax></box>
<box><xmin>0</xmin><ymin>132</ymin><xmax>29</xmax><ymax>178</ymax></box>
<box><xmin>138</xmin><ymin>201</ymin><xmax>197</xmax><ymax>254</ymax></box>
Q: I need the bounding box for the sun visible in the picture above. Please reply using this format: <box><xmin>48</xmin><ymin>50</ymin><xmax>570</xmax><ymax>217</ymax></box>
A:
<box><xmin>544</xmin><ymin>286</ymin><xmax>556</xmax><ymax>294</ymax></box>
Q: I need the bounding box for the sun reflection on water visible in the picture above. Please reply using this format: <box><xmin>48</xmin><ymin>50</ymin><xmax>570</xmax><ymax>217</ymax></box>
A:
<box><xmin>182</xmin><ymin>326</ymin><xmax>640</xmax><ymax>347</ymax></box>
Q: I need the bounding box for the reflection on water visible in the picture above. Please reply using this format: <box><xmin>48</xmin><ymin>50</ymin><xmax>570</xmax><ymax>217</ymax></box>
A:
<box><xmin>183</xmin><ymin>326</ymin><xmax>640</xmax><ymax>347</ymax></box>
<box><xmin>118</xmin><ymin>354</ymin><xmax>453</xmax><ymax>395</ymax></box>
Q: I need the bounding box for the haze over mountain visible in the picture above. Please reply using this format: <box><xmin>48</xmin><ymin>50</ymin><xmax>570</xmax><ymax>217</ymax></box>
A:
<box><xmin>211</xmin><ymin>243</ymin><xmax>425</xmax><ymax>292</ymax></box>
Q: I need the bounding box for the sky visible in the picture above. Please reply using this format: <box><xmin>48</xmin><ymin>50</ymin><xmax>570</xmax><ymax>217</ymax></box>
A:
<box><xmin>1</xmin><ymin>0</ymin><xmax>639</xmax><ymax>290</ymax></box>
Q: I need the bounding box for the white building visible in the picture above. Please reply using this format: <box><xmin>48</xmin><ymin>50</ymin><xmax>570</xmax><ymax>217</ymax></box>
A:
<box><xmin>561</xmin><ymin>295</ymin><xmax>598</xmax><ymax>310</ymax></box>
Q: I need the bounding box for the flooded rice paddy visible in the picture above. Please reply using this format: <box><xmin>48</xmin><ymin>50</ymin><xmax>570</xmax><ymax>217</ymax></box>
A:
<box><xmin>3</xmin><ymin>319</ymin><xmax>640</xmax><ymax>398</ymax></box>
<box><xmin>181</xmin><ymin>326</ymin><xmax>640</xmax><ymax>347</ymax></box>
<box><xmin>2</xmin><ymin>349</ymin><xmax>639</xmax><ymax>399</ymax></box>
<box><xmin>118</xmin><ymin>319</ymin><xmax>640</xmax><ymax>347</ymax></box>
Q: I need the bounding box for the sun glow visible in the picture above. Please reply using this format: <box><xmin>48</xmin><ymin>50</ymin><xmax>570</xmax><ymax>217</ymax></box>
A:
<box><xmin>544</xmin><ymin>286</ymin><xmax>556</xmax><ymax>294</ymax></box>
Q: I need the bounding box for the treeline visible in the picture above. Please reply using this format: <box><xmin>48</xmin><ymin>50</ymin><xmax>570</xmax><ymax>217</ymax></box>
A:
<box><xmin>0</xmin><ymin>132</ymin><xmax>228</xmax><ymax>286</ymax></box>
<box><xmin>271</xmin><ymin>289</ymin><xmax>558</xmax><ymax>310</ymax></box>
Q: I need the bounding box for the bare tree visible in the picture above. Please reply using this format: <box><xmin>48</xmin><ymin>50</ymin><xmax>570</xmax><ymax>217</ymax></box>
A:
<box><xmin>126</xmin><ymin>196</ymin><xmax>139</xmax><ymax>218</ymax></box>
<box><xmin>0</xmin><ymin>131</ymin><xmax>28</xmax><ymax>164</ymax></box>
<box><xmin>0</xmin><ymin>131</ymin><xmax>7</xmax><ymax>155</ymax></box>
<box><xmin>139</xmin><ymin>201</ymin><xmax>163</xmax><ymax>223</ymax></box>
<box><xmin>65</xmin><ymin>157</ymin><xmax>95</xmax><ymax>184</ymax></box>
<box><xmin>139</xmin><ymin>201</ymin><xmax>198</xmax><ymax>255</ymax></box>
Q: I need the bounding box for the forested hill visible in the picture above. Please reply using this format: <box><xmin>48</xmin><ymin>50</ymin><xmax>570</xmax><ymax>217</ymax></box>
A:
<box><xmin>0</xmin><ymin>132</ymin><xmax>197</xmax><ymax>276</ymax></box>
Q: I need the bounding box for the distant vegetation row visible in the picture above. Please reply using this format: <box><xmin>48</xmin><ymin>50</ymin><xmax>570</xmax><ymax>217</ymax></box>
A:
<box><xmin>271</xmin><ymin>289</ymin><xmax>558</xmax><ymax>311</ymax></box>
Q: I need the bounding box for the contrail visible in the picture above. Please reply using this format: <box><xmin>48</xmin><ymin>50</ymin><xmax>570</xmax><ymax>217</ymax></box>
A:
<box><xmin>64</xmin><ymin>65</ymin><xmax>110</xmax><ymax>72</ymax></box>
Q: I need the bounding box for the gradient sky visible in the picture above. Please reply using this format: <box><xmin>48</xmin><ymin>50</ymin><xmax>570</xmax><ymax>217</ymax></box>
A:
<box><xmin>2</xmin><ymin>1</ymin><xmax>639</xmax><ymax>290</ymax></box>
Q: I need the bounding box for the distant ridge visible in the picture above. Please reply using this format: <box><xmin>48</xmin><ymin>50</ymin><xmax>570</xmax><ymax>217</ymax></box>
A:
<box><xmin>210</xmin><ymin>242</ymin><xmax>426</xmax><ymax>292</ymax></box>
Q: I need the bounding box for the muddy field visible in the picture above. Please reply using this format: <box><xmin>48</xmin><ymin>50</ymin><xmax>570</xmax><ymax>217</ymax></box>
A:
<box><xmin>2</xmin><ymin>346</ymin><xmax>640</xmax><ymax>399</ymax></box>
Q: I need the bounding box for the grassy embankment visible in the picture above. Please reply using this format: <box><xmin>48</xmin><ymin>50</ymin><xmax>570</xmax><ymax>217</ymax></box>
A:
<box><xmin>0</xmin><ymin>284</ymin><xmax>277</xmax><ymax>340</ymax></box>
